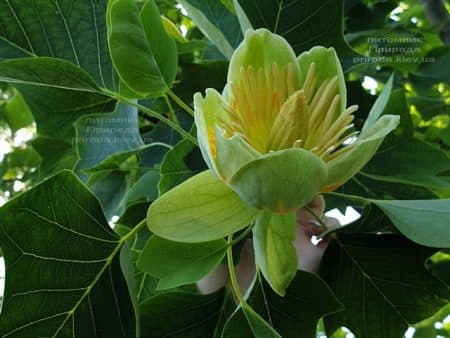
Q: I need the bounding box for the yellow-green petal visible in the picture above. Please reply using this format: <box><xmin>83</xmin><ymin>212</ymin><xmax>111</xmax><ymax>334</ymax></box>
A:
<box><xmin>253</xmin><ymin>211</ymin><xmax>297</xmax><ymax>296</ymax></box>
<box><xmin>297</xmin><ymin>46</ymin><xmax>347</xmax><ymax>113</ymax></box>
<box><xmin>325</xmin><ymin>115</ymin><xmax>400</xmax><ymax>189</ymax></box>
<box><xmin>214</xmin><ymin>129</ymin><xmax>260</xmax><ymax>181</ymax></box>
<box><xmin>229</xmin><ymin>148</ymin><xmax>328</xmax><ymax>212</ymax></box>
<box><xmin>194</xmin><ymin>88</ymin><xmax>224</xmax><ymax>175</ymax></box>
<box><xmin>228</xmin><ymin>28</ymin><xmax>301</xmax><ymax>89</ymax></box>
<box><xmin>147</xmin><ymin>170</ymin><xmax>259</xmax><ymax>242</ymax></box>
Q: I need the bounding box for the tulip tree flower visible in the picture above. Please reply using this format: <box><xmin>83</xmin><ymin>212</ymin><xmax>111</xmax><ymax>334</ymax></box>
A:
<box><xmin>147</xmin><ymin>29</ymin><xmax>399</xmax><ymax>296</ymax></box>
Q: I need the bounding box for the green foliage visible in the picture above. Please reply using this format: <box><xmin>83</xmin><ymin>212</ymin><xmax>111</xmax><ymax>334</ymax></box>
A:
<box><xmin>320</xmin><ymin>234</ymin><xmax>449</xmax><ymax>338</ymax></box>
<box><xmin>0</xmin><ymin>171</ymin><xmax>137</xmax><ymax>337</ymax></box>
<box><xmin>0</xmin><ymin>0</ymin><xmax>449</xmax><ymax>337</ymax></box>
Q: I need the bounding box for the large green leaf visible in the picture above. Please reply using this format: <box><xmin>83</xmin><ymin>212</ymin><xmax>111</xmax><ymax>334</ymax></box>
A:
<box><xmin>139</xmin><ymin>288</ymin><xmax>234</xmax><ymax>338</ymax></box>
<box><xmin>373</xmin><ymin>199</ymin><xmax>450</xmax><ymax>248</ymax></box>
<box><xmin>234</xmin><ymin>0</ymin><xmax>358</xmax><ymax>70</ymax></box>
<box><xmin>177</xmin><ymin>0</ymin><xmax>243</xmax><ymax>59</ymax></box>
<box><xmin>0</xmin><ymin>0</ymin><xmax>115</xmax><ymax>88</ymax></box>
<box><xmin>137</xmin><ymin>235</ymin><xmax>227</xmax><ymax>290</ymax></box>
<box><xmin>0</xmin><ymin>57</ymin><xmax>100</xmax><ymax>91</ymax></box>
<box><xmin>363</xmin><ymin>135</ymin><xmax>450</xmax><ymax>176</ymax></box>
<box><xmin>0</xmin><ymin>170</ymin><xmax>137</xmax><ymax>337</ymax></box>
<box><xmin>147</xmin><ymin>170</ymin><xmax>259</xmax><ymax>242</ymax></box>
<box><xmin>222</xmin><ymin>271</ymin><xmax>342</xmax><ymax>338</ymax></box>
<box><xmin>107</xmin><ymin>0</ymin><xmax>177</xmax><ymax>97</ymax></box>
<box><xmin>320</xmin><ymin>235</ymin><xmax>449</xmax><ymax>338</ymax></box>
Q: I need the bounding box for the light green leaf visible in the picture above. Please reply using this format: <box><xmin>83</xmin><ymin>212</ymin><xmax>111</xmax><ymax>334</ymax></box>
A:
<box><xmin>253</xmin><ymin>212</ymin><xmax>297</xmax><ymax>296</ymax></box>
<box><xmin>362</xmin><ymin>75</ymin><xmax>394</xmax><ymax>132</ymax></box>
<box><xmin>140</xmin><ymin>0</ymin><xmax>177</xmax><ymax>87</ymax></box>
<box><xmin>229</xmin><ymin>148</ymin><xmax>328</xmax><ymax>211</ymax></box>
<box><xmin>0</xmin><ymin>170</ymin><xmax>137</xmax><ymax>337</ymax></box>
<box><xmin>147</xmin><ymin>170</ymin><xmax>258</xmax><ymax>242</ymax></box>
<box><xmin>2</xmin><ymin>89</ymin><xmax>34</xmax><ymax>131</ymax></box>
<box><xmin>298</xmin><ymin>46</ymin><xmax>347</xmax><ymax>113</ymax></box>
<box><xmin>325</xmin><ymin>115</ymin><xmax>399</xmax><ymax>189</ymax></box>
<box><xmin>107</xmin><ymin>0</ymin><xmax>176</xmax><ymax>97</ymax></box>
<box><xmin>177</xmin><ymin>0</ymin><xmax>242</xmax><ymax>59</ymax></box>
<box><xmin>137</xmin><ymin>236</ymin><xmax>227</xmax><ymax>290</ymax></box>
<box><xmin>373</xmin><ymin>199</ymin><xmax>450</xmax><ymax>248</ymax></box>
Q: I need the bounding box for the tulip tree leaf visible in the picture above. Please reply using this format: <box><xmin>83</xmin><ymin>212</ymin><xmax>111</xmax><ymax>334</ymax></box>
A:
<box><xmin>0</xmin><ymin>0</ymin><xmax>116</xmax><ymax>88</ymax></box>
<box><xmin>147</xmin><ymin>170</ymin><xmax>259</xmax><ymax>242</ymax></box>
<box><xmin>177</xmin><ymin>0</ymin><xmax>243</xmax><ymax>59</ymax></box>
<box><xmin>74</xmin><ymin>102</ymin><xmax>143</xmax><ymax>174</ymax></box>
<box><xmin>107</xmin><ymin>0</ymin><xmax>177</xmax><ymax>97</ymax></box>
<box><xmin>363</xmin><ymin>135</ymin><xmax>450</xmax><ymax>177</ymax></box>
<box><xmin>320</xmin><ymin>234</ymin><xmax>449</xmax><ymax>338</ymax></box>
<box><xmin>222</xmin><ymin>271</ymin><xmax>342</xmax><ymax>338</ymax></box>
<box><xmin>158</xmin><ymin>135</ymin><xmax>206</xmax><ymax>195</ymax></box>
<box><xmin>234</xmin><ymin>0</ymin><xmax>359</xmax><ymax>70</ymax></box>
<box><xmin>229</xmin><ymin>148</ymin><xmax>328</xmax><ymax>212</ymax></box>
<box><xmin>0</xmin><ymin>57</ymin><xmax>100</xmax><ymax>91</ymax></box>
<box><xmin>0</xmin><ymin>170</ymin><xmax>137</xmax><ymax>337</ymax></box>
<box><xmin>253</xmin><ymin>212</ymin><xmax>297</xmax><ymax>296</ymax></box>
<box><xmin>139</xmin><ymin>289</ymin><xmax>234</xmax><ymax>338</ymax></box>
<box><xmin>137</xmin><ymin>236</ymin><xmax>227</xmax><ymax>290</ymax></box>
<box><xmin>373</xmin><ymin>199</ymin><xmax>450</xmax><ymax>248</ymax></box>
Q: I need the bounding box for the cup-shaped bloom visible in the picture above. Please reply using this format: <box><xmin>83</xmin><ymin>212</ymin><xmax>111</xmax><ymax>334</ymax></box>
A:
<box><xmin>194</xmin><ymin>29</ymin><xmax>399</xmax><ymax>213</ymax></box>
<box><xmin>147</xmin><ymin>29</ymin><xmax>399</xmax><ymax>296</ymax></box>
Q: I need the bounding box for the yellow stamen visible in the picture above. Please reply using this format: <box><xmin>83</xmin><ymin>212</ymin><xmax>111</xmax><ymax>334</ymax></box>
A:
<box><xmin>217</xmin><ymin>62</ymin><xmax>359</xmax><ymax>162</ymax></box>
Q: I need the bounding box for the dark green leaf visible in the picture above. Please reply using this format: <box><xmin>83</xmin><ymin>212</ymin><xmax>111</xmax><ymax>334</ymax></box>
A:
<box><xmin>140</xmin><ymin>289</ymin><xmax>232</xmax><ymax>338</ymax></box>
<box><xmin>235</xmin><ymin>0</ymin><xmax>359</xmax><ymax>70</ymax></box>
<box><xmin>320</xmin><ymin>234</ymin><xmax>449</xmax><ymax>338</ymax></box>
<box><xmin>223</xmin><ymin>271</ymin><xmax>342</xmax><ymax>338</ymax></box>
<box><xmin>0</xmin><ymin>57</ymin><xmax>99</xmax><ymax>91</ymax></box>
<box><xmin>74</xmin><ymin>102</ymin><xmax>144</xmax><ymax>175</ymax></box>
<box><xmin>364</xmin><ymin>135</ymin><xmax>450</xmax><ymax>176</ymax></box>
<box><xmin>0</xmin><ymin>170</ymin><xmax>136</xmax><ymax>337</ymax></box>
<box><xmin>158</xmin><ymin>136</ymin><xmax>206</xmax><ymax>195</ymax></box>
<box><xmin>0</xmin><ymin>0</ymin><xmax>116</xmax><ymax>88</ymax></box>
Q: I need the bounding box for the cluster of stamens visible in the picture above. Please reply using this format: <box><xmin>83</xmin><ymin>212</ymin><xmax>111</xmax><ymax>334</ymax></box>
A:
<box><xmin>219</xmin><ymin>62</ymin><xmax>359</xmax><ymax>162</ymax></box>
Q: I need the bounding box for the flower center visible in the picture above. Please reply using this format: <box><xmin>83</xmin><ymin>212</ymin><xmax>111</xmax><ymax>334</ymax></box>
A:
<box><xmin>219</xmin><ymin>62</ymin><xmax>359</xmax><ymax>161</ymax></box>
